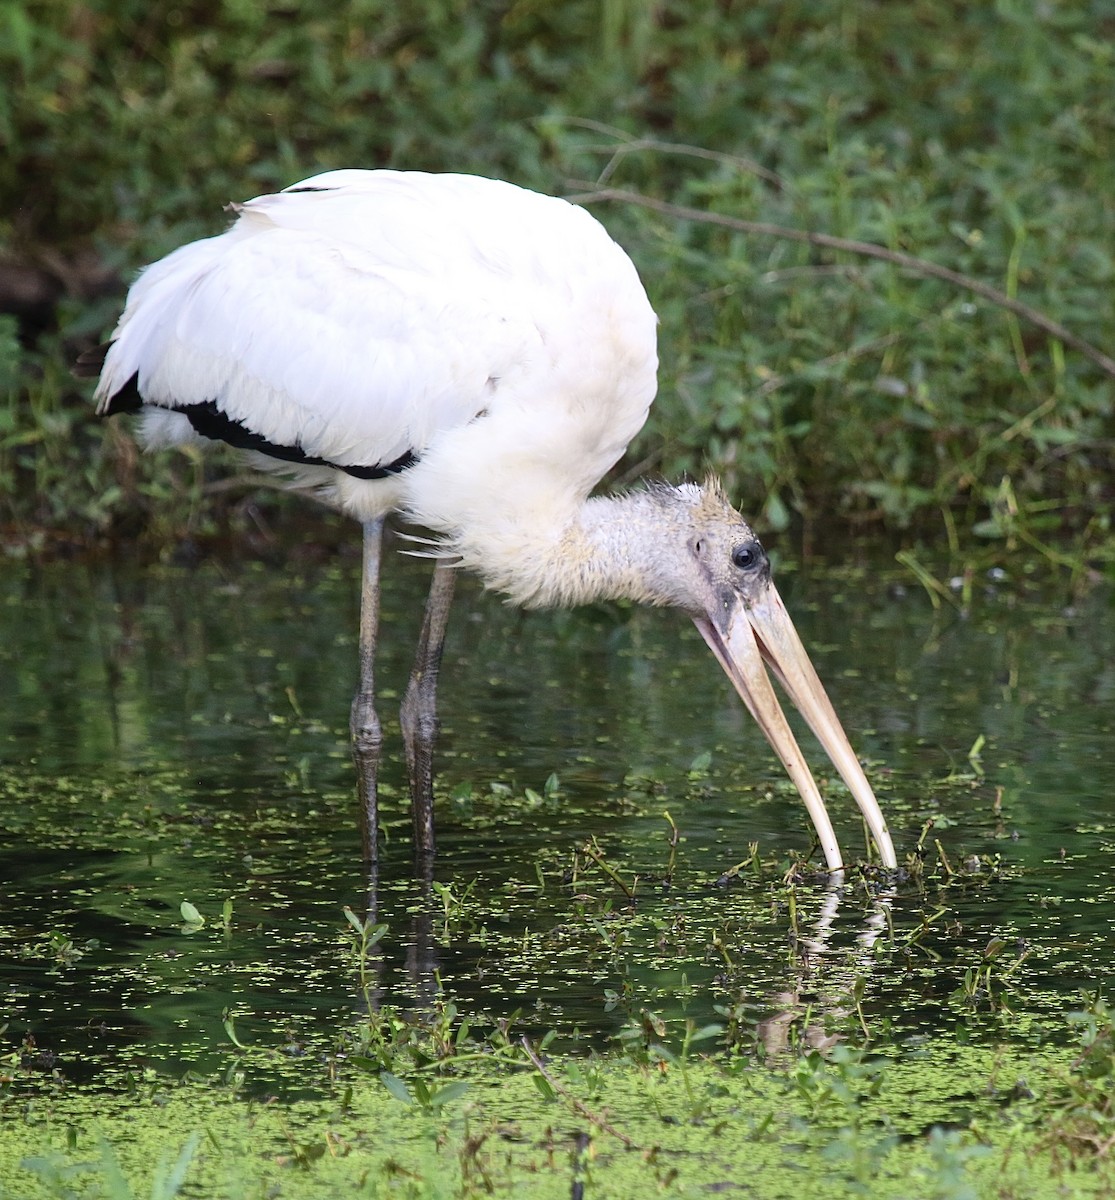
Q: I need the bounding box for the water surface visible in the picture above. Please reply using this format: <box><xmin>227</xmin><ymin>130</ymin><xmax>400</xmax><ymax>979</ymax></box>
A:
<box><xmin>1</xmin><ymin>544</ymin><xmax>1112</xmax><ymax>1093</ymax></box>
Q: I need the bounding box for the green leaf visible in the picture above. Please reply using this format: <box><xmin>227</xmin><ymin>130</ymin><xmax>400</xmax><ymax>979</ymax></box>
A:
<box><xmin>430</xmin><ymin>1081</ymin><xmax>470</xmax><ymax>1109</ymax></box>
<box><xmin>151</xmin><ymin>1132</ymin><xmax>202</xmax><ymax>1200</ymax></box>
<box><xmin>688</xmin><ymin>750</ymin><xmax>713</xmax><ymax>775</ymax></box>
<box><xmin>380</xmin><ymin>1072</ymin><xmax>414</xmax><ymax>1106</ymax></box>
<box><xmin>222</xmin><ymin>1010</ymin><xmax>246</xmax><ymax>1050</ymax></box>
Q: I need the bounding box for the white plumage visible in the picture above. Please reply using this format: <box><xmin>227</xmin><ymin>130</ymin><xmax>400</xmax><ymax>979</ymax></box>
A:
<box><xmin>97</xmin><ymin>171</ymin><xmax>657</xmax><ymax>604</ymax></box>
<box><xmin>90</xmin><ymin>169</ymin><xmax>896</xmax><ymax>873</ymax></box>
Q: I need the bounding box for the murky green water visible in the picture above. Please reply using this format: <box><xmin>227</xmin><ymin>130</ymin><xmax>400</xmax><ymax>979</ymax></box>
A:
<box><xmin>2</xmin><ymin>543</ymin><xmax>1113</xmax><ymax>1096</ymax></box>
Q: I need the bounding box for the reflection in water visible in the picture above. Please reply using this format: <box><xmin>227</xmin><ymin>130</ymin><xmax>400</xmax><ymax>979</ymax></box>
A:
<box><xmin>755</xmin><ymin>880</ymin><xmax>893</xmax><ymax>1058</ymax></box>
<box><xmin>0</xmin><ymin>555</ymin><xmax>1113</xmax><ymax>1091</ymax></box>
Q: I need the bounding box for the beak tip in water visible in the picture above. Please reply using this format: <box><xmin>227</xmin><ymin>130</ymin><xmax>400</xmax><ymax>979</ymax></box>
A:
<box><xmin>694</xmin><ymin>582</ymin><xmax>897</xmax><ymax>874</ymax></box>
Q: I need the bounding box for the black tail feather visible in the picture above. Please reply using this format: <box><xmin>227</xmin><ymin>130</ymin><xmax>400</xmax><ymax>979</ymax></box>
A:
<box><xmin>78</xmin><ymin>352</ymin><xmax>145</xmax><ymax>415</ymax></box>
<box><xmin>73</xmin><ymin>342</ymin><xmax>108</xmax><ymax>378</ymax></box>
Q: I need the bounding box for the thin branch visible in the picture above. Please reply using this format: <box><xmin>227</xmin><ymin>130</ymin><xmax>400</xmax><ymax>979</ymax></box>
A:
<box><xmin>613</xmin><ymin>446</ymin><xmax>664</xmax><ymax>487</ymax></box>
<box><xmin>754</xmin><ymin>329</ymin><xmax>911</xmax><ymax>397</ymax></box>
<box><xmin>520</xmin><ymin>1037</ymin><xmax>641</xmax><ymax>1150</ymax></box>
<box><xmin>548</xmin><ymin>119</ymin><xmax>787</xmax><ymax>190</ymax></box>
<box><xmin>581</xmin><ymin>837</ymin><xmax>636</xmax><ymax>900</ymax></box>
<box><xmin>571</xmin><ymin>186</ymin><xmax>1115</xmax><ymax>380</ymax></box>
<box><xmin>613</xmin><ymin>138</ymin><xmax>786</xmax><ymax>190</ymax></box>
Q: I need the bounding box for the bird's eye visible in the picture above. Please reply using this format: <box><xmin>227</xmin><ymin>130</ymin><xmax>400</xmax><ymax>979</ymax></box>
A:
<box><xmin>732</xmin><ymin>543</ymin><xmax>759</xmax><ymax>571</ymax></box>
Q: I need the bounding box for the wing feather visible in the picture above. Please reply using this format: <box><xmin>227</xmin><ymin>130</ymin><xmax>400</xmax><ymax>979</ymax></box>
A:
<box><xmin>95</xmin><ymin>170</ymin><xmax>658</xmax><ymax>512</ymax></box>
<box><xmin>96</xmin><ymin>175</ymin><xmax>565</xmax><ymax>471</ymax></box>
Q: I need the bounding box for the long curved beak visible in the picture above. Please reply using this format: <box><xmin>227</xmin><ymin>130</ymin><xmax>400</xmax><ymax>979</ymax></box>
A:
<box><xmin>693</xmin><ymin>581</ymin><xmax>896</xmax><ymax>874</ymax></box>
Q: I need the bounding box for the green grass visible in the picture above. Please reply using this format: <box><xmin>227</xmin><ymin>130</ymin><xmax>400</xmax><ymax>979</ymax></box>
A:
<box><xmin>3</xmin><ymin>1</ymin><xmax>1113</xmax><ymax>578</ymax></box>
<box><xmin>3</xmin><ymin>995</ymin><xmax>1115</xmax><ymax>1198</ymax></box>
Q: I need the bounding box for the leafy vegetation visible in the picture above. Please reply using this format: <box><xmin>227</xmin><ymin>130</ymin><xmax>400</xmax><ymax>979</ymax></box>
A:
<box><xmin>0</xmin><ymin>0</ymin><xmax>1111</xmax><ymax>576</ymax></box>
<box><xmin>4</xmin><ymin>939</ymin><xmax>1115</xmax><ymax>1198</ymax></box>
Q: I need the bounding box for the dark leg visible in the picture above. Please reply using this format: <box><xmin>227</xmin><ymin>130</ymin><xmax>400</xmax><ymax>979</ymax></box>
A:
<box><xmin>406</xmin><ymin>853</ymin><xmax>439</xmax><ymax>1006</ymax></box>
<box><xmin>400</xmin><ymin>562</ymin><xmax>457</xmax><ymax>860</ymax></box>
<box><xmin>351</xmin><ymin>517</ymin><xmax>385</xmax><ymax>862</ymax></box>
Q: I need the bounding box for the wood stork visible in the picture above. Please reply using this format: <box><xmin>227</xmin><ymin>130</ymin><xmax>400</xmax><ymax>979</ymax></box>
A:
<box><xmin>82</xmin><ymin>169</ymin><xmax>896</xmax><ymax>874</ymax></box>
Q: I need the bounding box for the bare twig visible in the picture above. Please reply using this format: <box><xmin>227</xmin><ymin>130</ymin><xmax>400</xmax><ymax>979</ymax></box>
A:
<box><xmin>754</xmin><ymin>329</ymin><xmax>910</xmax><ymax>397</ymax></box>
<box><xmin>612</xmin><ymin>447</ymin><xmax>664</xmax><ymax>486</ymax></box>
<box><xmin>662</xmin><ymin>809</ymin><xmax>679</xmax><ymax>882</ymax></box>
<box><xmin>581</xmin><ymin>837</ymin><xmax>636</xmax><ymax>900</ymax></box>
<box><xmin>571</xmin><ymin>186</ymin><xmax>1115</xmax><ymax>380</ymax></box>
<box><xmin>553</xmin><ymin>119</ymin><xmax>787</xmax><ymax>190</ymax></box>
<box><xmin>520</xmin><ymin>1037</ymin><xmax>641</xmax><ymax>1150</ymax></box>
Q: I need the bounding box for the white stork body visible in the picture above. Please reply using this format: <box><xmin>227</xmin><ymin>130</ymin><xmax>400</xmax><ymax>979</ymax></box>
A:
<box><xmin>97</xmin><ymin>171</ymin><xmax>657</xmax><ymax>607</ymax></box>
<box><xmin>90</xmin><ymin>169</ymin><xmax>896</xmax><ymax>874</ymax></box>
